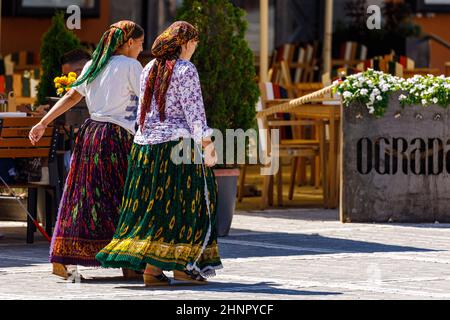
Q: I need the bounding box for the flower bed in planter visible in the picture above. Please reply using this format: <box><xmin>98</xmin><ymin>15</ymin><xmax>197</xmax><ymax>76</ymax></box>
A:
<box><xmin>338</xmin><ymin>70</ymin><xmax>450</xmax><ymax>223</ymax></box>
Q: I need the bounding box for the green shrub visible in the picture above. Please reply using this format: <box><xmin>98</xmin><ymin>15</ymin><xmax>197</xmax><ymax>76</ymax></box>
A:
<box><xmin>36</xmin><ymin>12</ymin><xmax>81</xmax><ymax>105</ymax></box>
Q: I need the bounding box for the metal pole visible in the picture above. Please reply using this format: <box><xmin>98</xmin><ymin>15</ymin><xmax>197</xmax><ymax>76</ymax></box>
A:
<box><xmin>260</xmin><ymin>0</ymin><xmax>269</xmax><ymax>82</ymax></box>
<box><xmin>322</xmin><ymin>0</ymin><xmax>334</xmax><ymax>76</ymax></box>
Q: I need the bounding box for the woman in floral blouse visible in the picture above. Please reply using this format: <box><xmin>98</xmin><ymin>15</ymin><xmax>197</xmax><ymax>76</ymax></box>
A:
<box><xmin>96</xmin><ymin>21</ymin><xmax>223</xmax><ymax>286</ymax></box>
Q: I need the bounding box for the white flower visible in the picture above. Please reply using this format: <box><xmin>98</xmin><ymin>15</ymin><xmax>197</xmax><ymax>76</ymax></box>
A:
<box><xmin>381</xmin><ymin>84</ymin><xmax>390</xmax><ymax>92</ymax></box>
<box><xmin>343</xmin><ymin>91</ymin><xmax>352</xmax><ymax>99</ymax></box>
<box><xmin>376</xmin><ymin>95</ymin><xmax>383</xmax><ymax>101</ymax></box>
<box><xmin>433</xmin><ymin>97</ymin><xmax>439</xmax><ymax>104</ymax></box>
<box><xmin>422</xmin><ymin>99</ymin><xmax>427</xmax><ymax>105</ymax></box>
<box><xmin>360</xmin><ymin>89</ymin><xmax>368</xmax><ymax>95</ymax></box>
<box><xmin>399</xmin><ymin>94</ymin><xmax>407</xmax><ymax>101</ymax></box>
<box><xmin>368</xmin><ymin>106</ymin><xmax>375</xmax><ymax>114</ymax></box>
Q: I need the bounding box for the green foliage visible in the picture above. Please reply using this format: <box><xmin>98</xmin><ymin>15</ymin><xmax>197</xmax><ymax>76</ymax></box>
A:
<box><xmin>177</xmin><ymin>0</ymin><xmax>260</xmax><ymax>167</ymax></box>
<box><xmin>37</xmin><ymin>12</ymin><xmax>81</xmax><ymax>105</ymax></box>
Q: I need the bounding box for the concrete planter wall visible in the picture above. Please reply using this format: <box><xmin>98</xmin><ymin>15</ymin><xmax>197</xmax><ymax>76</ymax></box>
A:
<box><xmin>341</xmin><ymin>92</ymin><xmax>450</xmax><ymax>223</ymax></box>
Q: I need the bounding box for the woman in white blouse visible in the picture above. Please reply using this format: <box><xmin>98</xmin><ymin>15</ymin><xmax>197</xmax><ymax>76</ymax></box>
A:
<box><xmin>29</xmin><ymin>21</ymin><xmax>144</xmax><ymax>280</ymax></box>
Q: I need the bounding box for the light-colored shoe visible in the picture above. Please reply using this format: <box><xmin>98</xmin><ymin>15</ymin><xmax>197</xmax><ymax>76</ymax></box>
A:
<box><xmin>173</xmin><ymin>270</ymin><xmax>208</xmax><ymax>285</ymax></box>
<box><xmin>52</xmin><ymin>263</ymin><xmax>70</xmax><ymax>280</ymax></box>
<box><xmin>143</xmin><ymin>272</ymin><xmax>170</xmax><ymax>286</ymax></box>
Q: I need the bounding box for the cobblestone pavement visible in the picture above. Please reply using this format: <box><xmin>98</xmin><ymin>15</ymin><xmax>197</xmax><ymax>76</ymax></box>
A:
<box><xmin>1</xmin><ymin>208</ymin><xmax>450</xmax><ymax>300</ymax></box>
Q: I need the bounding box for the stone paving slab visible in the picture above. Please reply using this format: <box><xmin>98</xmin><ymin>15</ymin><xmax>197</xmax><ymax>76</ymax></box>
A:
<box><xmin>1</xmin><ymin>209</ymin><xmax>450</xmax><ymax>300</ymax></box>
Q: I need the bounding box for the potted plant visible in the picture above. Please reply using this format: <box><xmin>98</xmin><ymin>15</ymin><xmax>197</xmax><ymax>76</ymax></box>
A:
<box><xmin>177</xmin><ymin>0</ymin><xmax>260</xmax><ymax>236</ymax></box>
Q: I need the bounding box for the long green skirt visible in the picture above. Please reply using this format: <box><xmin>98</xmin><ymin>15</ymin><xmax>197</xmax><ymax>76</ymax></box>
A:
<box><xmin>96</xmin><ymin>139</ymin><xmax>223</xmax><ymax>277</ymax></box>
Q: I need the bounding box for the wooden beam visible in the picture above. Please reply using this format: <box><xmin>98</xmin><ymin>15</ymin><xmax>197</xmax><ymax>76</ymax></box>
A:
<box><xmin>322</xmin><ymin>0</ymin><xmax>334</xmax><ymax>76</ymax></box>
<box><xmin>260</xmin><ymin>0</ymin><xmax>269</xmax><ymax>82</ymax></box>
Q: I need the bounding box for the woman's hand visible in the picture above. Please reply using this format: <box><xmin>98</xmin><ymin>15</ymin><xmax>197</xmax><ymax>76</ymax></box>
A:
<box><xmin>203</xmin><ymin>143</ymin><xmax>218</xmax><ymax>167</ymax></box>
<box><xmin>29</xmin><ymin>122</ymin><xmax>47</xmax><ymax>146</ymax></box>
<box><xmin>28</xmin><ymin>89</ymin><xmax>83</xmax><ymax>146</ymax></box>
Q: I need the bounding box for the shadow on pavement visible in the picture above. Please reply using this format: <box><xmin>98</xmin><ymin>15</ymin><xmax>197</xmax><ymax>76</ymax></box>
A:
<box><xmin>113</xmin><ymin>281</ymin><xmax>342</xmax><ymax>297</ymax></box>
<box><xmin>218</xmin><ymin>228</ymin><xmax>437</xmax><ymax>259</ymax></box>
<box><xmin>0</xmin><ymin>225</ymin><xmax>439</xmax><ymax>268</ymax></box>
<box><xmin>235</xmin><ymin>209</ymin><xmax>339</xmax><ymax>221</ymax></box>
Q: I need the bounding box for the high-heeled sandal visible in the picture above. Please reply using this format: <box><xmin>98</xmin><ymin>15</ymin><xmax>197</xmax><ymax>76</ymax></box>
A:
<box><xmin>173</xmin><ymin>270</ymin><xmax>208</xmax><ymax>285</ymax></box>
<box><xmin>143</xmin><ymin>272</ymin><xmax>170</xmax><ymax>286</ymax></box>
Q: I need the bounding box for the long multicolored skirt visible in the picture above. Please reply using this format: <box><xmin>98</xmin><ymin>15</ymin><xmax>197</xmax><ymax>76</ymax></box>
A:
<box><xmin>96</xmin><ymin>139</ymin><xmax>223</xmax><ymax>277</ymax></box>
<box><xmin>49</xmin><ymin>119</ymin><xmax>133</xmax><ymax>266</ymax></box>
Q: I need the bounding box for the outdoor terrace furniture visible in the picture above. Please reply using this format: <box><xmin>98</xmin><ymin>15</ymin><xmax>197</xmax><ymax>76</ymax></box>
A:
<box><xmin>0</xmin><ymin>116</ymin><xmax>59</xmax><ymax>243</ymax></box>
<box><xmin>332</xmin><ymin>41</ymin><xmax>368</xmax><ymax>70</ymax></box>
<box><xmin>269</xmin><ymin>43</ymin><xmax>319</xmax><ymax>85</ymax></box>
<box><xmin>239</xmin><ymin>82</ymin><xmax>325</xmax><ymax>209</ymax></box>
<box><xmin>256</xmin><ymin>85</ymin><xmax>342</xmax><ymax>210</ymax></box>
<box><xmin>1</xmin><ymin>51</ymin><xmax>40</xmax><ymax>108</ymax></box>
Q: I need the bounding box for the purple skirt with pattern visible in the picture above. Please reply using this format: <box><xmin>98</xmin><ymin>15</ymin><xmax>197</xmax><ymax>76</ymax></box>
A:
<box><xmin>49</xmin><ymin>119</ymin><xmax>132</xmax><ymax>266</ymax></box>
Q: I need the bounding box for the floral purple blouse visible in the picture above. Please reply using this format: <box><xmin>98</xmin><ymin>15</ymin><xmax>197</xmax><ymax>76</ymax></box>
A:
<box><xmin>134</xmin><ymin>59</ymin><xmax>213</xmax><ymax>145</ymax></box>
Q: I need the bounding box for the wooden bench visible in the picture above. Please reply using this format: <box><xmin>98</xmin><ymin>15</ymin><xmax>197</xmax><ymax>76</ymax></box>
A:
<box><xmin>0</xmin><ymin>117</ymin><xmax>59</xmax><ymax>243</ymax></box>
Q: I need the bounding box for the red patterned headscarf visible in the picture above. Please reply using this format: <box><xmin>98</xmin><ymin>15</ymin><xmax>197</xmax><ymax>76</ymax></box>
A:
<box><xmin>71</xmin><ymin>20</ymin><xmax>136</xmax><ymax>86</ymax></box>
<box><xmin>139</xmin><ymin>21</ymin><xmax>199</xmax><ymax>126</ymax></box>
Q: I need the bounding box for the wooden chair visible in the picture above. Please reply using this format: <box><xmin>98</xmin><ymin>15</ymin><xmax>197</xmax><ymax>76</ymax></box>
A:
<box><xmin>0</xmin><ymin>116</ymin><xmax>59</xmax><ymax>243</ymax></box>
<box><xmin>237</xmin><ymin>81</ymin><xmax>325</xmax><ymax>209</ymax></box>
<box><xmin>278</xmin><ymin>60</ymin><xmax>326</xmax><ymax>190</ymax></box>
<box><xmin>291</xmin><ymin>43</ymin><xmax>318</xmax><ymax>83</ymax></box>
<box><xmin>332</xmin><ymin>41</ymin><xmax>368</xmax><ymax>69</ymax></box>
<box><xmin>269</xmin><ymin>43</ymin><xmax>319</xmax><ymax>85</ymax></box>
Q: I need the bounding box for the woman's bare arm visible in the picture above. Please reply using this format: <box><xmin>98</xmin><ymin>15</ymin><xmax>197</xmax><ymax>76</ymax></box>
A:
<box><xmin>39</xmin><ymin>89</ymin><xmax>83</xmax><ymax>126</ymax></box>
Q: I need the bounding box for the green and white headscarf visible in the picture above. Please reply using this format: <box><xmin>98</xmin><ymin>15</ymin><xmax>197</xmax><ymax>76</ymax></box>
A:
<box><xmin>71</xmin><ymin>20</ymin><xmax>136</xmax><ymax>87</ymax></box>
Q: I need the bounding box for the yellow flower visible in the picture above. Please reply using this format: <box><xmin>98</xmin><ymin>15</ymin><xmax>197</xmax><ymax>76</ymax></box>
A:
<box><xmin>68</xmin><ymin>77</ymin><xmax>77</xmax><ymax>84</ymax></box>
<box><xmin>57</xmin><ymin>88</ymin><xmax>64</xmax><ymax>95</ymax></box>
<box><xmin>55</xmin><ymin>83</ymin><xmax>62</xmax><ymax>89</ymax></box>
<box><xmin>59</xmin><ymin>77</ymin><xmax>68</xmax><ymax>86</ymax></box>
<box><xmin>68</xmin><ymin>72</ymin><xmax>77</xmax><ymax>78</ymax></box>
<box><xmin>54</xmin><ymin>77</ymin><xmax>60</xmax><ymax>83</ymax></box>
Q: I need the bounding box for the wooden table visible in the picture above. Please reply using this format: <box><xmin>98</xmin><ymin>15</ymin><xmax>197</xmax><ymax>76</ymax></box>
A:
<box><xmin>266</xmin><ymin>100</ymin><xmax>341</xmax><ymax>209</ymax></box>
